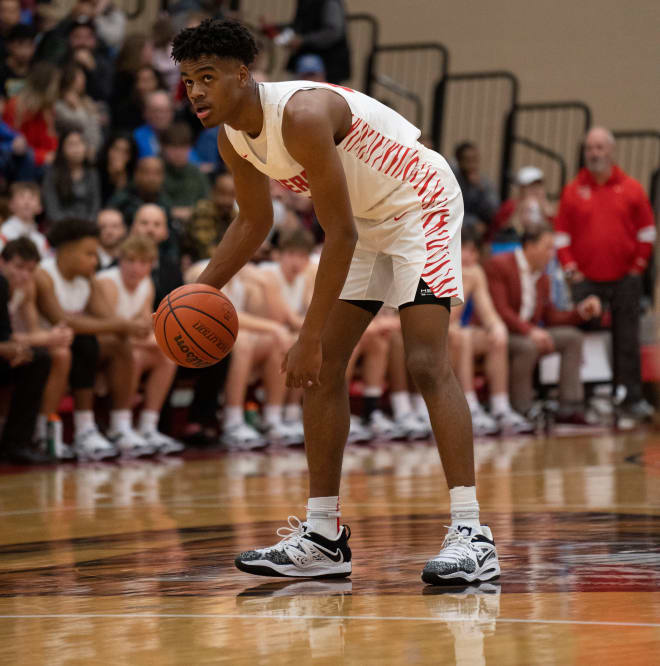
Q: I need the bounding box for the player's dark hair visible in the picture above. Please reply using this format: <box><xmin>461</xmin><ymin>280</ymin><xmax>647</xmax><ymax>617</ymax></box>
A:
<box><xmin>47</xmin><ymin>219</ymin><xmax>99</xmax><ymax>248</ymax></box>
<box><xmin>171</xmin><ymin>18</ymin><xmax>258</xmax><ymax>66</ymax></box>
<box><xmin>1</xmin><ymin>237</ymin><xmax>40</xmax><ymax>263</ymax></box>
<box><xmin>278</xmin><ymin>227</ymin><xmax>315</xmax><ymax>253</ymax></box>
<box><xmin>521</xmin><ymin>222</ymin><xmax>553</xmax><ymax>247</ymax></box>
<box><xmin>454</xmin><ymin>141</ymin><xmax>476</xmax><ymax>162</ymax></box>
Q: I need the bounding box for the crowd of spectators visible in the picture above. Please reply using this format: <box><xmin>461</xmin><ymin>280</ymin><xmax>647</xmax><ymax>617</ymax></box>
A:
<box><xmin>0</xmin><ymin>1</ymin><xmax>657</xmax><ymax>466</ymax></box>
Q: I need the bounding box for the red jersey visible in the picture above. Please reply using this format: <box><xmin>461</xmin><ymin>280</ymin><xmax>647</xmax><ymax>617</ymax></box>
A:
<box><xmin>555</xmin><ymin>166</ymin><xmax>655</xmax><ymax>281</ymax></box>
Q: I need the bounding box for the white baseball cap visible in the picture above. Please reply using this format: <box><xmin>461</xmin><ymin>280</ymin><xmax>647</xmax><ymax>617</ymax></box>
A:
<box><xmin>517</xmin><ymin>166</ymin><xmax>544</xmax><ymax>186</ymax></box>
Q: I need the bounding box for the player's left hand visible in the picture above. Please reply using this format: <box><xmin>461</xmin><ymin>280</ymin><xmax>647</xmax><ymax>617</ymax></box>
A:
<box><xmin>282</xmin><ymin>336</ymin><xmax>322</xmax><ymax>389</ymax></box>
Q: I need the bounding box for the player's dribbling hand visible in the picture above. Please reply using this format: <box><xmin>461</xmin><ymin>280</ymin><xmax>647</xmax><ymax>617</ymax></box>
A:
<box><xmin>282</xmin><ymin>336</ymin><xmax>322</xmax><ymax>389</ymax></box>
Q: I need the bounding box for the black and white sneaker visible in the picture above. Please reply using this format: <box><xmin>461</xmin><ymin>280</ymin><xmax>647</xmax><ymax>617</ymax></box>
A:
<box><xmin>235</xmin><ymin>516</ymin><xmax>352</xmax><ymax>578</ymax></box>
<box><xmin>422</xmin><ymin>525</ymin><xmax>500</xmax><ymax>586</ymax></box>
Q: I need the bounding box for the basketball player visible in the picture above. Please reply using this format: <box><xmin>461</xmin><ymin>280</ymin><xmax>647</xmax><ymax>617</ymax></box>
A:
<box><xmin>172</xmin><ymin>19</ymin><xmax>500</xmax><ymax>585</ymax></box>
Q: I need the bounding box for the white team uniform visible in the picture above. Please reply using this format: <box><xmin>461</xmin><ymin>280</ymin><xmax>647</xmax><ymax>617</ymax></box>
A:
<box><xmin>39</xmin><ymin>256</ymin><xmax>90</xmax><ymax>328</ymax></box>
<box><xmin>225</xmin><ymin>81</ymin><xmax>464</xmax><ymax>308</ymax></box>
<box><xmin>96</xmin><ymin>266</ymin><xmax>152</xmax><ymax>319</ymax></box>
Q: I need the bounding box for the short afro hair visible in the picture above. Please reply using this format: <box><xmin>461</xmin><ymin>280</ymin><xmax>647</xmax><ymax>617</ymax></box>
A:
<box><xmin>47</xmin><ymin>219</ymin><xmax>99</xmax><ymax>249</ymax></box>
<box><xmin>171</xmin><ymin>18</ymin><xmax>258</xmax><ymax>66</ymax></box>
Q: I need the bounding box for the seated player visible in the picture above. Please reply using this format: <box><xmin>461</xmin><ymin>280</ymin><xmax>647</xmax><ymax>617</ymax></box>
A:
<box><xmin>186</xmin><ymin>259</ymin><xmax>301</xmax><ymax>449</ymax></box>
<box><xmin>97</xmin><ymin>235</ymin><xmax>184</xmax><ymax>454</ymax></box>
<box><xmin>130</xmin><ymin>203</ymin><xmax>183</xmax><ymax>307</ymax></box>
<box><xmin>34</xmin><ymin>219</ymin><xmax>154</xmax><ymax>460</ymax></box>
<box><xmin>0</xmin><ymin>241</ymin><xmax>54</xmax><ymax>465</ymax></box>
<box><xmin>0</xmin><ymin>238</ymin><xmax>74</xmax><ymax>456</ymax></box>
<box><xmin>258</xmin><ymin>228</ymin><xmax>316</xmax><ymax>435</ymax></box>
<box><xmin>451</xmin><ymin>227</ymin><xmax>533</xmax><ymax>436</ymax></box>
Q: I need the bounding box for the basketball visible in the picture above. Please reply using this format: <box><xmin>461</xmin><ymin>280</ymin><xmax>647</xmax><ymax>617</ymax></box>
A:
<box><xmin>153</xmin><ymin>283</ymin><xmax>238</xmax><ymax>368</ymax></box>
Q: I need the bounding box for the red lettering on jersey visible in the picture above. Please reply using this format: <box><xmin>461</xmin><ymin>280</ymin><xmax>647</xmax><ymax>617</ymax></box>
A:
<box><xmin>278</xmin><ymin>170</ymin><xmax>309</xmax><ymax>194</ymax></box>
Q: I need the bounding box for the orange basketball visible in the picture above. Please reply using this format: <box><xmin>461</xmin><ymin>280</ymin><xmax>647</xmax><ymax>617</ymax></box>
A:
<box><xmin>153</xmin><ymin>283</ymin><xmax>238</xmax><ymax>368</ymax></box>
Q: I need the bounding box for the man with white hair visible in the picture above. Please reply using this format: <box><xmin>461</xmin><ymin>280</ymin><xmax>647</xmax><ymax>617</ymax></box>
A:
<box><xmin>555</xmin><ymin>127</ymin><xmax>656</xmax><ymax>421</ymax></box>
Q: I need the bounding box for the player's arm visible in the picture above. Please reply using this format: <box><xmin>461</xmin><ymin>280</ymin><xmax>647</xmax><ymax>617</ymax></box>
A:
<box><xmin>197</xmin><ymin>127</ymin><xmax>273</xmax><ymax>288</ymax></box>
<box><xmin>281</xmin><ymin>93</ymin><xmax>357</xmax><ymax>387</ymax></box>
<box><xmin>472</xmin><ymin>266</ymin><xmax>505</xmax><ymax>331</ymax></box>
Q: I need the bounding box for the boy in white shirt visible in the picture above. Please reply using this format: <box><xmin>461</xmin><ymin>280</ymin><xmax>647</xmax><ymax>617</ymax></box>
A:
<box><xmin>0</xmin><ymin>182</ymin><xmax>49</xmax><ymax>258</ymax></box>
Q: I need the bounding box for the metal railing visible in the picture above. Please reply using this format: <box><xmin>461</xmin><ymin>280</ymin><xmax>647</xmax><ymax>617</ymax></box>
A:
<box><xmin>502</xmin><ymin>101</ymin><xmax>591</xmax><ymax>200</ymax></box>
<box><xmin>366</xmin><ymin>43</ymin><xmax>449</xmax><ymax>138</ymax></box>
<box><xmin>613</xmin><ymin>130</ymin><xmax>660</xmax><ymax>210</ymax></box>
<box><xmin>435</xmin><ymin>71</ymin><xmax>518</xmax><ymax>191</ymax></box>
<box><xmin>345</xmin><ymin>13</ymin><xmax>379</xmax><ymax>93</ymax></box>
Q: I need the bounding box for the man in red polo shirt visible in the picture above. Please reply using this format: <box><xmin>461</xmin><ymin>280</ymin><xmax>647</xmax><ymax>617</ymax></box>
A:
<box><xmin>555</xmin><ymin>127</ymin><xmax>656</xmax><ymax>420</ymax></box>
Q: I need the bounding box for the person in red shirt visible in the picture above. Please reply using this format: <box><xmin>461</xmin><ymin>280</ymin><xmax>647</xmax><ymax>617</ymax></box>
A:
<box><xmin>555</xmin><ymin>127</ymin><xmax>656</xmax><ymax>420</ymax></box>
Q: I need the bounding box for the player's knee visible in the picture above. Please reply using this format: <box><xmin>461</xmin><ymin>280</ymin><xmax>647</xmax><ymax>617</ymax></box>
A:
<box><xmin>405</xmin><ymin>348</ymin><xmax>449</xmax><ymax>393</ymax></box>
<box><xmin>50</xmin><ymin>345</ymin><xmax>72</xmax><ymax>370</ymax></box>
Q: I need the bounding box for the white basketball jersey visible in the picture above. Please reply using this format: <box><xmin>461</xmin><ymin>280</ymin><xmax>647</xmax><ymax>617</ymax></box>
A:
<box><xmin>97</xmin><ymin>266</ymin><xmax>151</xmax><ymax>319</ymax></box>
<box><xmin>260</xmin><ymin>262</ymin><xmax>308</xmax><ymax>315</ymax></box>
<box><xmin>40</xmin><ymin>256</ymin><xmax>91</xmax><ymax>315</ymax></box>
<box><xmin>225</xmin><ymin>81</ymin><xmax>430</xmax><ymax>221</ymax></box>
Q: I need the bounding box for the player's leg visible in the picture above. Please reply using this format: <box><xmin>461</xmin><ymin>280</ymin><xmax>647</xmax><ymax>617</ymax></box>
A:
<box><xmin>399</xmin><ymin>303</ymin><xmax>500</xmax><ymax>585</ymax></box>
<box><xmin>100</xmin><ymin>334</ymin><xmax>153</xmax><ymax>457</ymax></box>
<box><xmin>134</xmin><ymin>342</ymin><xmax>183</xmax><ymax>453</ymax></box>
<box><xmin>35</xmin><ymin>344</ymin><xmax>71</xmax><ymax>448</ymax></box>
<box><xmin>220</xmin><ymin>331</ymin><xmax>265</xmax><ymax>449</ymax></box>
<box><xmin>234</xmin><ymin>298</ymin><xmax>375</xmax><ymax>579</ymax></box>
<box><xmin>472</xmin><ymin>327</ymin><xmax>533</xmax><ymax>434</ymax></box>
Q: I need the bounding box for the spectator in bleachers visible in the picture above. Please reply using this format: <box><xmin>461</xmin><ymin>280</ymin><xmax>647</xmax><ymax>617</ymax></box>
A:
<box><xmin>0</xmin><ymin>99</ymin><xmax>37</xmax><ymax>183</ymax></box>
<box><xmin>273</xmin><ymin>0</ymin><xmax>350</xmax><ymax>85</ymax></box>
<box><xmin>54</xmin><ymin>62</ymin><xmax>103</xmax><ymax>160</ymax></box>
<box><xmin>0</xmin><ymin>181</ymin><xmax>48</xmax><ymax>257</ymax></box>
<box><xmin>133</xmin><ymin>90</ymin><xmax>175</xmax><ymax>159</ymax></box>
<box><xmin>34</xmin><ymin>218</ymin><xmax>153</xmax><ymax>459</ymax></box>
<box><xmin>162</xmin><ymin>122</ymin><xmax>210</xmax><ymax>222</ymax></box>
<box><xmin>451</xmin><ymin>141</ymin><xmax>499</xmax><ymax>237</ymax></box>
<box><xmin>211</xmin><ymin>171</ymin><xmax>237</xmax><ymax>221</ymax></box>
<box><xmin>2</xmin><ymin>61</ymin><xmax>59</xmax><ymax>168</ymax></box>
<box><xmin>41</xmin><ymin>129</ymin><xmax>101</xmax><ymax>224</ymax></box>
<box><xmin>0</xmin><ymin>23</ymin><xmax>36</xmax><ymax>98</ymax></box>
<box><xmin>492</xmin><ymin>166</ymin><xmax>557</xmax><ymax>242</ymax></box>
<box><xmin>84</xmin><ymin>0</ymin><xmax>127</xmax><ymax>52</ymax></box>
<box><xmin>107</xmin><ymin>155</ymin><xmax>172</xmax><ymax>226</ymax></box>
<box><xmin>98</xmin><ymin>132</ymin><xmax>138</xmax><ymax>204</ymax></box>
<box><xmin>151</xmin><ymin>13</ymin><xmax>179</xmax><ymax>95</ymax></box>
<box><xmin>555</xmin><ymin>127</ymin><xmax>657</xmax><ymax>421</ymax></box>
<box><xmin>486</xmin><ymin>224</ymin><xmax>601</xmax><ymax>420</ymax></box>
<box><xmin>97</xmin><ymin>235</ymin><xmax>183</xmax><ymax>454</ymax></box>
<box><xmin>181</xmin><ymin>199</ymin><xmax>228</xmax><ymax>270</ymax></box>
<box><xmin>110</xmin><ymin>34</ymin><xmax>159</xmax><ymax>131</ymax></box>
<box><xmin>451</xmin><ymin>226</ymin><xmax>533</xmax><ymax>436</ymax></box>
<box><xmin>0</xmin><ymin>248</ymin><xmax>51</xmax><ymax>465</ymax></box>
<box><xmin>1</xmin><ymin>238</ymin><xmax>74</xmax><ymax>458</ymax></box>
<box><xmin>295</xmin><ymin>53</ymin><xmax>326</xmax><ymax>82</ymax></box>
<box><xmin>0</xmin><ymin>0</ymin><xmax>22</xmax><ymax>62</ymax></box>
<box><xmin>130</xmin><ymin>203</ymin><xmax>182</xmax><ymax>307</ymax></box>
<box><xmin>193</xmin><ymin>125</ymin><xmax>223</xmax><ymax>174</ymax></box>
<box><xmin>96</xmin><ymin>208</ymin><xmax>126</xmax><ymax>270</ymax></box>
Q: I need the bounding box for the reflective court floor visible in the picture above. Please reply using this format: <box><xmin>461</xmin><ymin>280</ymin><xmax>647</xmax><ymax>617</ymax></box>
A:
<box><xmin>1</xmin><ymin>430</ymin><xmax>659</xmax><ymax>665</ymax></box>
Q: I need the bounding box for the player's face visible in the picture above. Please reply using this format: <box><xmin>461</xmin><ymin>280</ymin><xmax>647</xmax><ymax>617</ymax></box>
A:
<box><xmin>180</xmin><ymin>55</ymin><xmax>250</xmax><ymax>128</ymax></box>
<box><xmin>71</xmin><ymin>237</ymin><xmax>99</xmax><ymax>278</ymax></box>
<box><xmin>120</xmin><ymin>254</ymin><xmax>153</xmax><ymax>287</ymax></box>
<box><xmin>279</xmin><ymin>249</ymin><xmax>309</xmax><ymax>279</ymax></box>
<box><xmin>0</xmin><ymin>256</ymin><xmax>36</xmax><ymax>289</ymax></box>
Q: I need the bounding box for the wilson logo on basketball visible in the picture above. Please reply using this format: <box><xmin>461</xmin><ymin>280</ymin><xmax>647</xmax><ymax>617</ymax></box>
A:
<box><xmin>192</xmin><ymin>321</ymin><xmax>231</xmax><ymax>353</ymax></box>
<box><xmin>173</xmin><ymin>334</ymin><xmax>207</xmax><ymax>368</ymax></box>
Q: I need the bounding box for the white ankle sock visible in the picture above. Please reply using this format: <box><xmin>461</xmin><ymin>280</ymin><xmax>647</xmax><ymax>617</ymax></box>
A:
<box><xmin>74</xmin><ymin>410</ymin><xmax>95</xmax><ymax>437</ymax></box>
<box><xmin>284</xmin><ymin>403</ymin><xmax>302</xmax><ymax>422</ymax></box>
<box><xmin>411</xmin><ymin>393</ymin><xmax>426</xmax><ymax>416</ymax></box>
<box><xmin>110</xmin><ymin>409</ymin><xmax>132</xmax><ymax>433</ymax></box>
<box><xmin>224</xmin><ymin>406</ymin><xmax>244</xmax><ymax>428</ymax></box>
<box><xmin>449</xmin><ymin>486</ymin><xmax>480</xmax><ymax>529</ymax></box>
<box><xmin>465</xmin><ymin>391</ymin><xmax>480</xmax><ymax>412</ymax></box>
<box><xmin>306</xmin><ymin>496</ymin><xmax>340</xmax><ymax>539</ymax></box>
<box><xmin>263</xmin><ymin>405</ymin><xmax>282</xmax><ymax>427</ymax></box>
<box><xmin>139</xmin><ymin>409</ymin><xmax>159</xmax><ymax>433</ymax></box>
<box><xmin>36</xmin><ymin>414</ymin><xmax>47</xmax><ymax>440</ymax></box>
<box><xmin>490</xmin><ymin>393</ymin><xmax>511</xmax><ymax>416</ymax></box>
<box><xmin>390</xmin><ymin>391</ymin><xmax>413</xmax><ymax>419</ymax></box>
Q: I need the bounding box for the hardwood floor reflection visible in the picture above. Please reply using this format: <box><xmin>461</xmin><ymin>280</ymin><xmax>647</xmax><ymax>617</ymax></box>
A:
<box><xmin>0</xmin><ymin>430</ymin><xmax>659</xmax><ymax>664</ymax></box>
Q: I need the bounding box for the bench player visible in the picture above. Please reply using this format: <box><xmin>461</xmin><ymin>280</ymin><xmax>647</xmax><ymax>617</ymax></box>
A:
<box><xmin>172</xmin><ymin>19</ymin><xmax>500</xmax><ymax>585</ymax></box>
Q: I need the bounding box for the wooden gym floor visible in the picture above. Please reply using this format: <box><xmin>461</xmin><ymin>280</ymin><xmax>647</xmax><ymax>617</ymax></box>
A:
<box><xmin>0</xmin><ymin>429</ymin><xmax>659</xmax><ymax>665</ymax></box>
